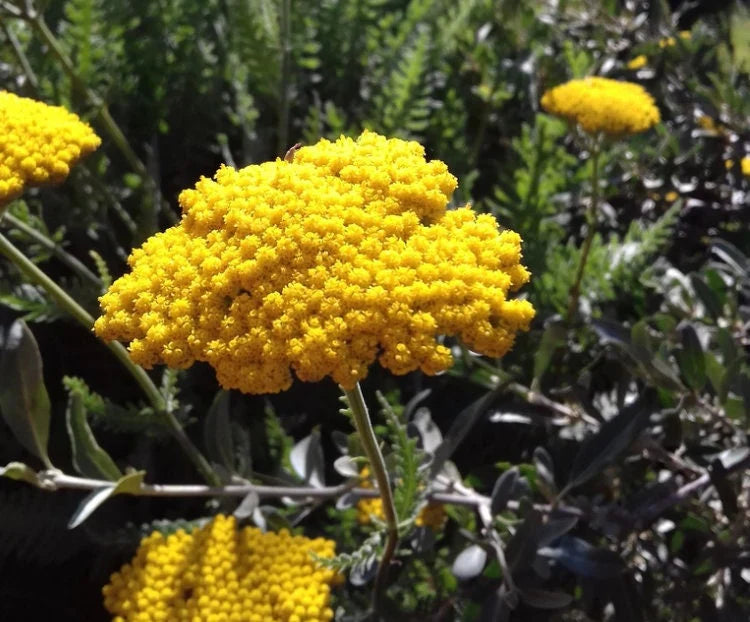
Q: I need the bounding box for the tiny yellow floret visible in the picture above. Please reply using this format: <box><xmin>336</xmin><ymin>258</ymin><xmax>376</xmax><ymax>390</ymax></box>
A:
<box><xmin>626</xmin><ymin>55</ymin><xmax>647</xmax><ymax>70</ymax></box>
<box><xmin>95</xmin><ymin>131</ymin><xmax>534</xmax><ymax>394</ymax></box>
<box><xmin>541</xmin><ymin>77</ymin><xmax>660</xmax><ymax>136</ymax></box>
<box><xmin>741</xmin><ymin>157</ymin><xmax>750</xmax><ymax>177</ymax></box>
<box><xmin>0</xmin><ymin>91</ymin><xmax>100</xmax><ymax>206</ymax></box>
<box><xmin>103</xmin><ymin>515</ymin><xmax>341</xmax><ymax>622</ymax></box>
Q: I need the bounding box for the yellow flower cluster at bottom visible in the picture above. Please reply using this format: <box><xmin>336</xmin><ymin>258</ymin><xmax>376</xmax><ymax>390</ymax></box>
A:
<box><xmin>356</xmin><ymin>468</ymin><xmax>447</xmax><ymax>531</ymax></box>
<box><xmin>103</xmin><ymin>514</ymin><xmax>341</xmax><ymax>622</ymax></box>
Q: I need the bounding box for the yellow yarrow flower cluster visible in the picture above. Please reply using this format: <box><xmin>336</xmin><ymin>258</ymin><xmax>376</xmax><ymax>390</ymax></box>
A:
<box><xmin>355</xmin><ymin>468</ymin><xmax>447</xmax><ymax>531</ymax></box>
<box><xmin>95</xmin><ymin>130</ymin><xmax>534</xmax><ymax>394</ymax></box>
<box><xmin>0</xmin><ymin>90</ymin><xmax>100</xmax><ymax>205</ymax></box>
<box><xmin>626</xmin><ymin>55</ymin><xmax>648</xmax><ymax>70</ymax></box>
<box><xmin>658</xmin><ymin>31</ymin><xmax>690</xmax><ymax>49</ymax></box>
<box><xmin>541</xmin><ymin>77</ymin><xmax>660</xmax><ymax>136</ymax></box>
<box><xmin>103</xmin><ymin>514</ymin><xmax>341</xmax><ymax>622</ymax></box>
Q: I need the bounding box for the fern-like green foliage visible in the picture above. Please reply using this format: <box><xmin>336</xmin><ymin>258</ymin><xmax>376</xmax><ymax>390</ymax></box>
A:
<box><xmin>489</xmin><ymin>113</ymin><xmax>581</xmax><ymax>275</ymax></box>
<box><xmin>263</xmin><ymin>401</ymin><xmax>294</xmax><ymax>469</ymax></box>
<box><xmin>62</xmin><ymin>0</ymin><xmax>105</xmax><ymax>83</ymax></box>
<box><xmin>376</xmin><ymin>391</ymin><xmax>426</xmax><ymax>528</ymax></box>
<box><xmin>537</xmin><ymin>203</ymin><xmax>682</xmax><ymax>314</ymax></box>
<box><xmin>370</xmin><ymin>29</ymin><xmax>432</xmax><ymax>138</ymax></box>
<box><xmin>313</xmin><ymin>529</ymin><xmax>382</xmax><ymax>575</ymax></box>
<box><xmin>88</xmin><ymin>249</ymin><xmax>111</xmax><ymax>289</ymax></box>
<box><xmin>224</xmin><ymin>0</ymin><xmax>281</xmax><ymax>99</ymax></box>
<box><xmin>62</xmin><ymin>376</ymin><xmax>170</xmax><ymax>437</ymax></box>
<box><xmin>0</xmin><ymin>283</ymin><xmax>61</xmax><ymax>323</ymax></box>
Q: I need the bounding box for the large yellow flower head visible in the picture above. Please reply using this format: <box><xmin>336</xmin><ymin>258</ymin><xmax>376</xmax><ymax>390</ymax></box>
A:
<box><xmin>541</xmin><ymin>77</ymin><xmax>660</xmax><ymax>136</ymax></box>
<box><xmin>0</xmin><ymin>91</ymin><xmax>101</xmax><ymax>205</ymax></box>
<box><xmin>95</xmin><ymin>130</ymin><xmax>534</xmax><ymax>394</ymax></box>
<box><xmin>103</xmin><ymin>514</ymin><xmax>341</xmax><ymax>622</ymax></box>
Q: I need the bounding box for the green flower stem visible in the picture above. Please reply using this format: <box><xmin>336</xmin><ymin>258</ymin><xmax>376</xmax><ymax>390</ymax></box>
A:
<box><xmin>2</xmin><ymin>213</ymin><xmax>102</xmax><ymax>290</ymax></box>
<box><xmin>0</xmin><ymin>229</ymin><xmax>221</xmax><ymax>487</ymax></box>
<box><xmin>1</xmin><ymin>18</ymin><xmax>39</xmax><ymax>92</ymax></box>
<box><xmin>277</xmin><ymin>0</ymin><xmax>292</xmax><ymax>156</ymax></box>
<box><xmin>26</xmin><ymin>10</ymin><xmax>175</xmax><ymax>226</ymax></box>
<box><xmin>342</xmin><ymin>382</ymin><xmax>398</xmax><ymax>610</ymax></box>
<box><xmin>565</xmin><ymin>136</ymin><xmax>601</xmax><ymax>323</ymax></box>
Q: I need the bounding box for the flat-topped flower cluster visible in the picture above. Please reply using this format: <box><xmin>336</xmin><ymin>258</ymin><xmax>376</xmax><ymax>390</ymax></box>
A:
<box><xmin>103</xmin><ymin>514</ymin><xmax>341</xmax><ymax>622</ymax></box>
<box><xmin>95</xmin><ymin>131</ymin><xmax>534</xmax><ymax>394</ymax></box>
<box><xmin>541</xmin><ymin>77</ymin><xmax>660</xmax><ymax>136</ymax></box>
<box><xmin>0</xmin><ymin>91</ymin><xmax>100</xmax><ymax>205</ymax></box>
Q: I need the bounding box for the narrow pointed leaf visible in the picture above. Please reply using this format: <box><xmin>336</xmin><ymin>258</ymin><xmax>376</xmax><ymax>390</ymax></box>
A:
<box><xmin>203</xmin><ymin>390</ymin><xmax>236</xmax><ymax>474</ymax></box>
<box><xmin>432</xmin><ymin>387</ymin><xmax>500</xmax><ymax>477</ymax></box>
<box><xmin>563</xmin><ymin>398</ymin><xmax>651</xmax><ymax>493</ymax></box>
<box><xmin>533</xmin><ymin>446</ymin><xmax>557</xmax><ymax>498</ymax></box>
<box><xmin>233</xmin><ymin>491</ymin><xmax>260</xmax><ymax>519</ymax></box>
<box><xmin>689</xmin><ymin>274</ymin><xmax>723</xmax><ymax>320</ymax></box>
<box><xmin>520</xmin><ymin>588</ymin><xmax>573</xmax><ymax>609</ymax></box>
<box><xmin>539</xmin><ymin>535</ymin><xmax>624</xmax><ymax>578</ymax></box>
<box><xmin>0</xmin><ymin>461</ymin><xmax>41</xmax><ymax>486</ymax></box>
<box><xmin>533</xmin><ymin>319</ymin><xmax>566</xmax><ymax>382</ymax></box>
<box><xmin>505</xmin><ymin>508</ymin><xmax>542</xmax><ymax>573</ymax></box>
<box><xmin>66</xmin><ymin>391</ymin><xmax>122</xmax><ymax>480</ymax></box>
<box><xmin>538</xmin><ymin>514</ymin><xmax>579</xmax><ymax>547</ymax></box>
<box><xmin>490</xmin><ymin>467</ymin><xmax>519</xmax><ymax>515</ymax></box>
<box><xmin>409</xmin><ymin>407</ymin><xmax>443</xmax><ymax>453</ymax></box>
<box><xmin>68</xmin><ymin>470</ymin><xmax>145</xmax><ymax>528</ymax></box>
<box><xmin>0</xmin><ymin>320</ymin><xmax>51</xmax><ymax>467</ymax></box>
<box><xmin>333</xmin><ymin>455</ymin><xmax>360</xmax><ymax>478</ymax></box>
<box><xmin>676</xmin><ymin>324</ymin><xmax>705</xmax><ymax>390</ymax></box>
<box><xmin>290</xmin><ymin>429</ymin><xmax>325</xmax><ymax>487</ymax></box>
<box><xmin>68</xmin><ymin>486</ymin><xmax>115</xmax><ymax>529</ymax></box>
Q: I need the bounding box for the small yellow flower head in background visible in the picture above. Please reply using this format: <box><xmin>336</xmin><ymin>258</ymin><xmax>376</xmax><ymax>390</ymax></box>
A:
<box><xmin>103</xmin><ymin>514</ymin><xmax>341</xmax><ymax>622</ymax></box>
<box><xmin>679</xmin><ymin>30</ymin><xmax>692</xmax><ymax>40</ymax></box>
<box><xmin>356</xmin><ymin>467</ymin><xmax>447</xmax><ymax>531</ymax></box>
<box><xmin>659</xmin><ymin>36</ymin><xmax>676</xmax><ymax>48</ymax></box>
<box><xmin>741</xmin><ymin>157</ymin><xmax>750</xmax><ymax>177</ymax></box>
<box><xmin>664</xmin><ymin>191</ymin><xmax>679</xmax><ymax>203</ymax></box>
<box><xmin>95</xmin><ymin>130</ymin><xmax>534</xmax><ymax>394</ymax></box>
<box><xmin>414</xmin><ymin>502</ymin><xmax>448</xmax><ymax>531</ymax></box>
<box><xmin>626</xmin><ymin>55</ymin><xmax>648</xmax><ymax>70</ymax></box>
<box><xmin>541</xmin><ymin>77</ymin><xmax>660</xmax><ymax>137</ymax></box>
<box><xmin>0</xmin><ymin>91</ymin><xmax>100</xmax><ymax>206</ymax></box>
<box><xmin>697</xmin><ymin>114</ymin><xmax>716</xmax><ymax>131</ymax></box>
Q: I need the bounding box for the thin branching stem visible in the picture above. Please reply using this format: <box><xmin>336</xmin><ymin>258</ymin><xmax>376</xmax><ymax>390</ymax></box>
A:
<box><xmin>342</xmin><ymin>383</ymin><xmax>399</xmax><ymax>615</ymax></box>
<box><xmin>1</xmin><ymin>18</ymin><xmax>39</xmax><ymax>91</ymax></box>
<box><xmin>28</xmin><ymin>455</ymin><xmax>750</xmax><ymax>532</ymax></box>
<box><xmin>566</xmin><ymin>134</ymin><xmax>602</xmax><ymax>323</ymax></box>
<box><xmin>277</xmin><ymin>0</ymin><xmax>292</xmax><ymax>156</ymax></box>
<box><xmin>1</xmin><ymin>212</ymin><xmax>102</xmax><ymax>289</ymax></box>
